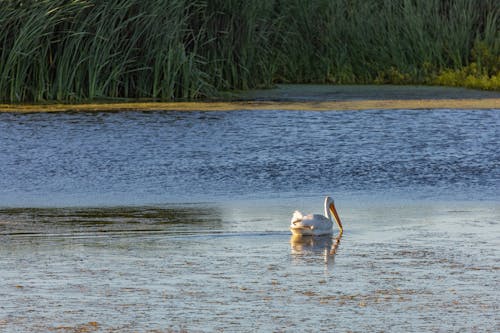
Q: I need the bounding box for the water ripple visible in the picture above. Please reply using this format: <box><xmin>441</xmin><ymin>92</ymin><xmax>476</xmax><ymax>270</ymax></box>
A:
<box><xmin>0</xmin><ymin>109</ymin><xmax>498</xmax><ymax>205</ymax></box>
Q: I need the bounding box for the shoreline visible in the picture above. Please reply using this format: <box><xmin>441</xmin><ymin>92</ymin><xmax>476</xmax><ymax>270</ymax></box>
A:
<box><xmin>1</xmin><ymin>85</ymin><xmax>499</xmax><ymax>112</ymax></box>
<box><xmin>1</xmin><ymin>98</ymin><xmax>499</xmax><ymax>113</ymax></box>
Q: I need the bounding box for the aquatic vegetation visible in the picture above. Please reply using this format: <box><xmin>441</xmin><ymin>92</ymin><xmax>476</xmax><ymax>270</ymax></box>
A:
<box><xmin>435</xmin><ymin>67</ymin><xmax>500</xmax><ymax>90</ymax></box>
<box><xmin>0</xmin><ymin>0</ymin><xmax>498</xmax><ymax>102</ymax></box>
<box><xmin>434</xmin><ymin>41</ymin><xmax>500</xmax><ymax>90</ymax></box>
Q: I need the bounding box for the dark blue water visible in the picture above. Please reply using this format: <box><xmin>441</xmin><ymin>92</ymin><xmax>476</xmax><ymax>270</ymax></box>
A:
<box><xmin>0</xmin><ymin>109</ymin><xmax>498</xmax><ymax>206</ymax></box>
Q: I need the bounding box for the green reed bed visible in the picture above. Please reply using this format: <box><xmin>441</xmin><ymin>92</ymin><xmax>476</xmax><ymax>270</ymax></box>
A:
<box><xmin>0</xmin><ymin>0</ymin><xmax>498</xmax><ymax>103</ymax></box>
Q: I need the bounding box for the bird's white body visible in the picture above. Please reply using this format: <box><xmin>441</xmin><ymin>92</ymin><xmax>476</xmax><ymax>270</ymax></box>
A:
<box><xmin>290</xmin><ymin>212</ymin><xmax>333</xmax><ymax>236</ymax></box>
<box><xmin>290</xmin><ymin>196</ymin><xmax>343</xmax><ymax>236</ymax></box>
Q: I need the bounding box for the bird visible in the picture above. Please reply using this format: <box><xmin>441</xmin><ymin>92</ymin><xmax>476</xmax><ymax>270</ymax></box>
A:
<box><xmin>290</xmin><ymin>196</ymin><xmax>343</xmax><ymax>236</ymax></box>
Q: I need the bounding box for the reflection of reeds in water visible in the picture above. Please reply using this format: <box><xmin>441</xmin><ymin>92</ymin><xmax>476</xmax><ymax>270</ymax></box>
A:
<box><xmin>0</xmin><ymin>206</ymin><xmax>222</xmax><ymax>236</ymax></box>
<box><xmin>290</xmin><ymin>232</ymin><xmax>343</xmax><ymax>266</ymax></box>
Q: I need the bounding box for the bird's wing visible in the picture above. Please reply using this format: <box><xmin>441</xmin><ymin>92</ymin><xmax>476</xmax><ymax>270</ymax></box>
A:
<box><xmin>291</xmin><ymin>210</ymin><xmax>303</xmax><ymax>223</ymax></box>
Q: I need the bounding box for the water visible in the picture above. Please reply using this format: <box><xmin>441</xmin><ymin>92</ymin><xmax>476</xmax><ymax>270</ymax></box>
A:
<box><xmin>0</xmin><ymin>109</ymin><xmax>499</xmax><ymax>332</ymax></box>
<box><xmin>0</xmin><ymin>109</ymin><xmax>498</xmax><ymax>205</ymax></box>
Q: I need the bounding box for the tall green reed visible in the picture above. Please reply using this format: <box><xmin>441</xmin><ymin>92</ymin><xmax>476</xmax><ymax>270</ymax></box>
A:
<box><xmin>0</xmin><ymin>0</ymin><xmax>497</xmax><ymax>103</ymax></box>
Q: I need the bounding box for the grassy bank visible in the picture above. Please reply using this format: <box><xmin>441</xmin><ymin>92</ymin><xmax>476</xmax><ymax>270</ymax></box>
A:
<box><xmin>2</xmin><ymin>99</ymin><xmax>500</xmax><ymax>113</ymax></box>
<box><xmin>0</xmin><ymin>0</ymin><xmax>498</xmax><ymax>103</ymax></box>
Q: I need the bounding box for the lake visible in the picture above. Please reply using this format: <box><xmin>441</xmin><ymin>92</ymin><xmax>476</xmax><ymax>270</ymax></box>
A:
<box><xmin>0</xmin><ymin>108</ymin><xmax>499</xmax><ymax>331</ymax></box>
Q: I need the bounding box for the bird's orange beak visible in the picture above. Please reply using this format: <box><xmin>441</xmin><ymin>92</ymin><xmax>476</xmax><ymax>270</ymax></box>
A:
<box><xmin>329</xmin><ymin>202</ymin><xmax>343</xmax><ymax>234</ymax></box>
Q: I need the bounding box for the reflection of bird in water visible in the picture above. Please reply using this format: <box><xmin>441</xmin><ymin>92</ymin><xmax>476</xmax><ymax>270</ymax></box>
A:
<box><xmin>290</xmin><ymin>234</ymin><xmax>333</xmax><ymax>255</ymax></box>
<box><xmin>290</xmin><ymin>233</ymin><xmax>343</xmax><ymax>265</ymax></box>
<box><xmin>290</xmin><ymin>196</ymin><xmax>343</xmax><ymax>236</ymax></box>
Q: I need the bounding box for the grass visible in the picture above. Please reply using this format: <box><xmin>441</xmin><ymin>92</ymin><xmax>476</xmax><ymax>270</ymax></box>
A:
<box><xmin>0</xmin><ymin>0</ymin><xmax>498</xmax><ymax>103</ymax></box>
<box><xmin>2</xmin><ymin>98</ymin><xmax>499</xmax><ymax>113</ymax></box>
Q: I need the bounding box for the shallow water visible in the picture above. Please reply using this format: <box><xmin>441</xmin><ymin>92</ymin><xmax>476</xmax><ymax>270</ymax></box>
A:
<box><xmin>1</xmin><ymin>200</ymin><xmax>499</xmax><ymax>332</ymax></box>
<box><xmin>0</xmin><ymin>109</ymin><xmax>499</xmax><ymax>331</ymax></box>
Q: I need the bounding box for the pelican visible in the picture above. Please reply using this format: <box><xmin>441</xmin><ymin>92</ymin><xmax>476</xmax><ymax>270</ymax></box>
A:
<box><xmin>290</xmin><ymin>196</ymin><xmax>343</xmax><ymax>236</ymax></box>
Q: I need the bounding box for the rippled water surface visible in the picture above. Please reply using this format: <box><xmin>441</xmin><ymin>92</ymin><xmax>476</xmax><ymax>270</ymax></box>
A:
<box><xmin>0</xmin><ymin>109</ymin><xmax>499</xmax><ymax>332</ymax></box>
<box><xmin>0</xmin><ymin>109</ymin><xmax>498</xmax><ymax>205</ymax></box>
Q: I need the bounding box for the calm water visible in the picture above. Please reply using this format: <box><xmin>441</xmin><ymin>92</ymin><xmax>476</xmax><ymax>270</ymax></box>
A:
<box><xmin>0</xmin><ymin>109</ymin><xmax>499</xmax><ymax>332</ymax></box>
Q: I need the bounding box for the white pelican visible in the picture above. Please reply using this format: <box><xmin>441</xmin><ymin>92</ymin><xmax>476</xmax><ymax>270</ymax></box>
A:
<box><xmin>290</xmin><ymin>196</ymin><xmax>343</xmax><ymax>236</ymax></box>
